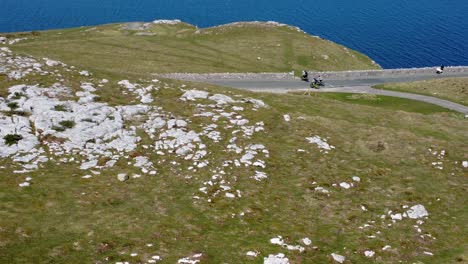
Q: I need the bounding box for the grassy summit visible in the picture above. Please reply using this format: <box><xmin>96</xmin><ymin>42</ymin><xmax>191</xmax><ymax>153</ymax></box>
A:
<box><xmin>6</xmin><ymin>21</ymin><xmax>379</xmax><ymax>77</ymax></box>
<box><xmin>0</xmin><ymin>22</ymin><xmax>467</xmax><ymax>264</ymax></box>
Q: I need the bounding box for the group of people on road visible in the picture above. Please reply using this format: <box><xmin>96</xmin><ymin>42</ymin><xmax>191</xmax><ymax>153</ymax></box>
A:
<box><xmin>301</xmin><ymin>70</ymin><xmax>323</xmax><ymax>87</ymax></box>
<box><xmin>300</xmin><ymin>65</ymin><xmax>446</xmax><ymax>92</ymax></box>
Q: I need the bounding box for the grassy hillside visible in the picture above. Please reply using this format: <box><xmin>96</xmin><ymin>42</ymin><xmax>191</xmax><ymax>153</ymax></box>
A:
<box><xmin>1</xmin><ymin>23</ymin><xmax>467</xmax><ymax>264</ymax></box>
<box><xmin>375</xmin><ymin>77</ymin><xmax>468</xmax><ymax>106</ymax></box>
<box><xmin>3</xmin><ymin>21</ymin><xmax>380</xmax><ymax>77</ymax></box>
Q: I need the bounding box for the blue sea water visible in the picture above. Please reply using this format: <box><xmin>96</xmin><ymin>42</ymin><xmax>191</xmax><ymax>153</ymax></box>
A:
<box><xmin>1</xmin><ymin>0</ymin><xmax>467</xmax><ymax>69</ymax></box>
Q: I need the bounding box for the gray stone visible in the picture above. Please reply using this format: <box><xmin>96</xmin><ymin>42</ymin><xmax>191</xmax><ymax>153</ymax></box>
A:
<box><xmin>117</xmin><ymin>173</ymin><xmax>129</xmax><ymax>182</ymax></box>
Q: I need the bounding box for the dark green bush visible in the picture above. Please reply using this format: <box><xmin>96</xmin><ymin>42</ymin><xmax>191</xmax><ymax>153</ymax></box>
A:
<box><xmin>4</xmin><ymin>134</ymin><xmax>23</xmax><ymax>146</ymax></box>
<box><xmin>7</xmin><ymin>102</ymin><xmax>18</xmax><ymax>109</ymax></box>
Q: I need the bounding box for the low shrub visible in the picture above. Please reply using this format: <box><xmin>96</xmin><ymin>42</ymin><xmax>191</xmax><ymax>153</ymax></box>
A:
<box><xmin>3</xmin><ymin>134</ymin><xmax>23</xmax><ymax>146</ymax></box>
<box><xmin>7</xmin><ymin>102</ymin><xmax>19</xmax><ymax>109</ymax></box>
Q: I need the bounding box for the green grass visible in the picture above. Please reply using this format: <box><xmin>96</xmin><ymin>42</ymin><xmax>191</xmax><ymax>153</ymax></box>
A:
<box><xmin>7</xmin><ymin>21</ymin><xmax>380</xmax><ymax>78</ymax></box>
<box><xmin>1</xmin><ymin>75</ymin><xmax>467</xmax><ymax>263</ymax></box>
<box><xmin>374</xmin><ymin>77</ymin><xmax>468</xmax><ymax>106</ymax></box>
<box><xmin>306</xmin><ymin>92</ymin><xmax>457</xmax><ymax>115</ymax></box>
<box><xmin>0</xmin><ymin>22</ymin><xmax>467</xmax><ymax>264</ymax></box>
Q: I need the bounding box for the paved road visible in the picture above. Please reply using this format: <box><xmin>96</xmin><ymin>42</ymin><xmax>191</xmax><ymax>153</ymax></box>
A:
<box><xmin>199</xmin><ymin>74</ymin><xmax>468</xmax><ymax>114</ymax></box>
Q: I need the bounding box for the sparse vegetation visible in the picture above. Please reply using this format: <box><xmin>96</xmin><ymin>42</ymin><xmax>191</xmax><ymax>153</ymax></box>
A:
<box><xmin>53</xmin><ymin>104</ymin><xmax>68</xmax><ymax>112</ymax></box>
<box><xmin>51</xmin><ymin>120</ymin><xmax>75</xmax><ymax>131</ymax></box>
<box><xmin>12</xmin><ymin>92</ymin><xmax>24</xmax><ymax>100</ymax></box>
<box><xmin>51</xmin><ymin>125</ymin><xmax>65</xmax><ymax>132</ymax></box>
<box><xmin>81</xmin><ymin>118</ymin><xmax>95</xmax><ymax>123</ymax></box>
<box><xmin>3</xmin><ymin>134</ymin><xmax>23</xmax><ymax>146</ymax></box>
<box><xmin>4</xmin><ymin>110</ymin><xmax>29</xmax><ymax>117</ymax></box>
<box><xmin>7</xmin><ymin>102</ymin><xmax>18</xmax><ymax>109</ymax></box>
<box><xmin>59</xmin><ymin>120</ymin><xmax>75</xmax><ymax>129</ymax></box>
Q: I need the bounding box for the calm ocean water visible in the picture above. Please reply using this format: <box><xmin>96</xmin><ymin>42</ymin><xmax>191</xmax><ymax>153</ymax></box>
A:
<box><xmin>1</xmin><ymin>0</ymin><xmax>467</xmax><ymax>69</ymax></box>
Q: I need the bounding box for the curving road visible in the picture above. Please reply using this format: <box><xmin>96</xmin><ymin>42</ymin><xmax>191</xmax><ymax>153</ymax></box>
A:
<box><xmin>198</xmin><ymin>75</ymin><xmax>468</xmax><ymax>114</ymax></box>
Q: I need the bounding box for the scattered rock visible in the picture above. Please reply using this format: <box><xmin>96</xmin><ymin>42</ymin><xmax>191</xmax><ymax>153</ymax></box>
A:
<box><xmin>306</xmin><ymin>136</ymin><xmax>335</xmax><ymax>153</ymax></box>
<box><xmin>406</xmin><ymin>205</ymin><xmax>429</xmax><ymax>219</ymax></box>
<box><xmin>331</xmin><ymin>253</ymin><xmax>345</xmax><ymax>263</ymax></box>
<box><xmin>364</xmin><ymin>250</ymin><xmax>375</xmax><ymax>257</ymax></box>
<box><xmin>462</xmin><ymin>161</ymin><xmax>468</xmax><ymax>168</ymax></box>
<box><xmin>178</xmin><ymin>253</ymin><xmax>202</xmax><ymax>264</ymax></box>
<box><xmin>270</xmin><ymin>236</ymin><xmax>305</xmax><ymax>252</ymax></box>
<box><xmin>79</xmin><ymin>70</ymin><xmax>90</xmax><ymax>76</ymax></box>
<box><xmin>264</xmin><ymin>253</ymin><xmax>289</xmax><ymax>264</ymax></box>
<box><xmin>181</xmin><ymin>90</ymin><xmax>209</xmax><ymax>101</ymax></box>
<box><xmin>391</xmin><ymin>213</ymin><xmax>403</xmax><ymax>220</ymax></box>
<box><xmin>301</xmin><ymin>237</ymin><xmax>312</xmax><ymax>246</ymax></box>
<box><xmin>252</xmin><ymin>171</ymin><xmax>268</xmax><ymax>181</ymax></box>
<box><xmin>339</xmin><ymin>182</ymin><xmax>351</xmax><ymax>189</ymax></box>
<box><xmin>117</xmin><ymin>173</ymin><xmax>129</xmax><ymax>182</ymax></box>
<box><xmin>246</xmin><ymin>251</ymin><xmax>259</xmax><ymax>257</ymax></box>
<box><xmin>19</xmin><ymin>182</ymin><xmax>30</xmax><ymax>187</ymax></box>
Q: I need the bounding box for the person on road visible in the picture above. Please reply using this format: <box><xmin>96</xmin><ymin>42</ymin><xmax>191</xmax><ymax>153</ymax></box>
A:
<box><xmin>301</xmin><ymin>70</ymin><xmax>309</xmax><ymax>81</ymax></box>
<box><xmin>436</xmin><ymin>65</ymin><xmax>445</xmax><ymax>74</ymax></box>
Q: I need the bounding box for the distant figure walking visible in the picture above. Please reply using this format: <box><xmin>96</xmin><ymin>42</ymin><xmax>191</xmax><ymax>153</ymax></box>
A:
<box><xmin>436</xmin><ymin>65</ymin><xmax>445</xmax><ymax>74</ymax></box>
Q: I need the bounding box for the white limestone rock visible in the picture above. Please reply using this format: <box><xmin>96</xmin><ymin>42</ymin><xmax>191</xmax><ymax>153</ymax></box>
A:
<box><xmin>339</xmin><ymin>182</ymin><xmax>351</xmax><ymax>189</ymax></box>
<box><xmin>406</xmin><ymin>205</ymin><xmax>429</xmax><ymax>219</ymax></box>
<box><xmin>117</xmin><ymin>173</ymin><xmax>129</xmax><ymax>182</ymax></box>
<box><xmin>331</xmin><ymin>253</ymin><xmax>345</xmax><ymax>263</ymax></box>
<box><xmin>302</xmin><ymin>237</ymin><xmax>312</xmax><ymax>246</ymax></box>
<box><xmin>209</xmin><ymin>94</ymin><xmax>235</xmax><ymax>104</ymax></box>
<box><xmin>79</xmin><ymin>70</ymin><xmax>90</xmax><ymax>76</ymax></box>
<box><xmin>306</xmin><ymin>136</ymin><xmax>335</xmax><ymax>153</ymax></box>
<box><xmin>0</xmin><ymin>115</ymin><xmax>39</xmax><ymax>158</ymax></box>
<box><xmin>181</xmin><ymin>90</ymin><xmax>209</xmax><ymax>101</ymax></box>
<box><xmin>244</xmin><ymin>98</ymin><xmax>267</xmax><ymax>108</ymax></box>
<box><xmin>177</xmin><ymin>253</ymin><xmax>202</xmax><ymax>264</ymax></box>
<box><xmin>264</xmin><ymin>253</ymin><xmax>289</xmax><ymax>264</ymax></box>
